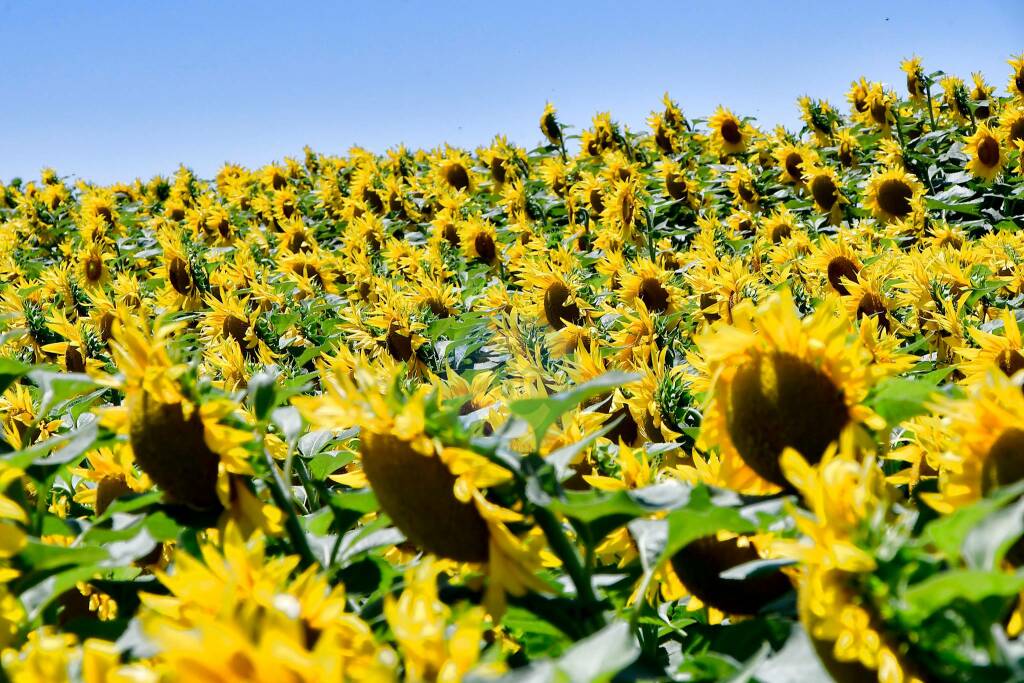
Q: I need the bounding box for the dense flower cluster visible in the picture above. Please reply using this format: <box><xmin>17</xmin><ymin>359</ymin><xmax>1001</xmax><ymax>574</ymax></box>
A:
<box><xmin>0</xmin><ymin>54</ymin><xmax>1023</xmax><ymax>681</ymax></box>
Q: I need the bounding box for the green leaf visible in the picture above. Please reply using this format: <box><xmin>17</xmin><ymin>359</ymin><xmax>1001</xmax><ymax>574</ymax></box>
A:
<box><xmin>900</xmin><ymin>570</ymin><xmax>1024</xmax><ymax>626</ymax></box>
<box><xmin>923</xmin><ymin>480</ymin><xmax>1024</xmax><ymax>563</ymax></box>
<box><xmin>870</xmin><ymin>376</ymin><xmax>942</xmax><ymax>426</ymax></box>
<box><xmin>0</xmin><ymin>357</ymin><xmax>30</xmax><ymax>394</ymax></box>
<box><xmin>509</xmin><ymin>372</ymin><xmax>640</xmax><ymax>447</ymax></box>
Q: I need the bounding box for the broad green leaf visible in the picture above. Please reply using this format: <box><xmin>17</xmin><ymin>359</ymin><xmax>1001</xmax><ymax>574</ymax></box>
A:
<box><xmin>900</xmin><ymin>570</ymin><xmax>1024</xmax><ymax>626</ymax></box>
<box><xmin>509</xmin><ymin>372</ymin><xmax>640</xmax><ymax>447</ymax></box>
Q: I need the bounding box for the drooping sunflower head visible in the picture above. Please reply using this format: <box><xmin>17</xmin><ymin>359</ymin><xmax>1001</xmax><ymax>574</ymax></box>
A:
<box><xmin>725</xmin><ymin>162</ymin><xmax>759</xmax><ymax>210</ymax></box>
<box><xmin>957</xmin><ymin>308</ymin><xmax>1024</xmax><ymax>386</ymax></box>
<box><xmin>697</xmin><ymin>290</ymin><xmax>886</xmax><ymax>492</ymax></box>
<box><xmin>539</xmin><ymin>102</ymin><xmax>562</xmax><ymax>146</ymax></box>
<box><xmin>900</xmin><ymin>56</ymin><xmax>925</xmax><ymax>100</ymax></box>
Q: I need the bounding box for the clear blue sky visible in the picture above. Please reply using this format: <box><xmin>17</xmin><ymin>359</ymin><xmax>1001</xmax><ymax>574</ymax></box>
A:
<box><xmin>1</xmin><ymin>1</ymin><xmax>1021</xmax><ymax>184</ymax></box>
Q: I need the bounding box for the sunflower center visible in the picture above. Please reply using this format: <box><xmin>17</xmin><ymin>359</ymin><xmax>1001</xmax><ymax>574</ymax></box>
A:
<box><xmin>65</xmin><ymin>345</ymin><xmax>86</xmax><ymax>373</ymax></box>
<box><xmin>281</xmin><ymin>201</ymin><xmax>295</xmax><ymax>219</ymax></box>
<box><xmin>720</xmin><ymin>119</ymin><xmax>742</xmax><ymax>145</ymax></box>
<box><xmin>737</xmin><ymin>182</ymin><xmax>755</xmax><ymax>203</ymax></box>
<box><xmin>856</xmin><ymin>293</ymin><xmax>890</xmax><ymax>332</ymax></box>
<box><xmin>442</xmin><ymin>223</ymin><xmax>460</xmax><ymax>247</ymax></box>
<box><xmin>770</xmin><ymin>224</ymin><xmax>791</xmax><ymax>243</ymax></box>
<box><xmin>725</xmin><ymin>351</ymin><xmax>850</xmax><ymax>487</ymax></box>
<box><xmin>638</xmin><ymin>277</ymin><xmax>670</xmax><ymax>313</ymax></box>
<box><xmin>870</xmin><ymin>100</ymin><xmax>888</xmax><ymax>125</ymax></box>
<box><xmin>360</xmin><ymin>432</ymin><xmax>490</xmax><ymax>563</ymax></box>
<box><xmin>982</xmin><ymin>428</ymin><xmax>1024</xmax><ymax>496</ymax></box>
<box><xmin>95</xmin><ymin>475</ymin><xmax>131</xmax><ymax>517</ymax></box>
<box><xmin>168</xmin><ymin>257</ymin><xmax>193</xmax><ymax>295</ymax></box>
<box><xmin>589</xmin><ymin>188</ymin><xmax>605</xmax><ymax>214</ymax></box>
<box><xmin>222</xmin><ymin>315</ymin><xmax>249</xmax><ymax>347</ymax></box>
<box><xmin>619</xmin><ymin>192</ymin><xmax>635</xmax><ymax>226</ymax></box>
<box><xmin>670</xmin><ymin>535</ymin><xmax>791</xmax><ymax>615</ymax></box>
<box><xmin>291</xmin><ymin>262</ymin><xmax>323</xmax><ymax>285</ymax></box>
<box><xmin>444</xmin><ymin>163</ymin><xmax>470</xmax><ymax>191</ymax></box>
<box><xmin>826</xmin><ymin>257</ymin><xmax>859</xmax><ymax>295</ymax></box>
<box><xmin>666</xmin><ymin>173</ymin><xmax>688</xmax><ymax>200</ymax></box>
<box><xmin>998</xmin><ymin>349</ymin><xmax>1024</xmax><ymax>378</ymax></box>
<box><xmin>876</xmin><ymin>178</ymin><xmax>913</xmax><ymax>218</ymax></box>
<box><xmin>784</xmin><ymin>152</ymin><xmax>804</xmax><ymax>182</ymax></box>
<box><xmin>473</xmin><ymin>233</ymin><xmax>496</xmax><ymax>263</ymax></box>
<box><xmin>129</xmin><ymin>392</ymin><xmax>221</xmax><ymax>509</ymax></box>
<box><xmin>168</xmin><ymin>206</ymin><xmax>185</xmax><ymax>222</ymax></box>
<box><xmin>490</xmin><ymin>157</ymin><xmax>506</xmax><ymax>184</ymax></box>
<box><xmin>97</xmin><ymin>312</ymin><xmax>115</xmax><ymax>342</ymax></box>
<box><xmin>810</xmin><ymin>175</ymin><xmax>838</xmax><ymax>210</ymax></box>
<box><xmin>96</xmin><ymin>206</ymin><xmax>115</xmax><ymax>226</ymax></box>
<box><xmin>700</xmin><ymin>292</ymin><xmax>720</xmax><ymax>322</ymax></box>
<box><xmin>385</xmin><ymin>326</ymin><xmax>414</xmax><ymax>362</ymax></box>
<box><xmin>1010</xmin><ymin>118</ymin><xmax>1024</xmax><ymax>145</ymax></box>
<box><xmin>84</xmin><ymin>256</ymin><xmax>103</xmax><ymax>283</ymax></box>
<box><xmin>977</xmin><ymin>135</ymin><xmax>1000</xmax><ymax>168</ymax></box>
<box><xmin>543</xmin><ymin>282</ymin><xmax>582</xmax><ymax>330</ymax></box>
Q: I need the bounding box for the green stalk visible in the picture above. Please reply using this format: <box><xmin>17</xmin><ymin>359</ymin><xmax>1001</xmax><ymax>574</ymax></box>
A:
<box><xmin>533</xmin><ymin>506</ymin><xmax>605</xmax><ymax>632</ymax></box>
<box><xmin>261</xmin><ymin>443</ymin><xmax>318</xmax><ymax>569</ymax></box>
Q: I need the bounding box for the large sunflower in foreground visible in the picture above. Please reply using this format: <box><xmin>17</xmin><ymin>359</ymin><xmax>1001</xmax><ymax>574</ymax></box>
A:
<box><xmin>294</xmin><ymin>365</ymin><xmax>550</xmax><ymax>614</ymax></box>
<box><xmin>925</xmin><ymin>371</ymin><xmax>1024</xmax><ymax>516</ymax></box>
<box><xmin>778</xmin><ymin>451</ymin><xmax>927</xmax><ymax>683</ymax></box>
<box><xmin>696</xmin><ymin>290</ymin><xmax>887</xmax><ymax>492</ymax></box>
<box><xmin>103</xmin><ymin>318</ymin><xmax>253</xmax><ymax>511</ymax></box>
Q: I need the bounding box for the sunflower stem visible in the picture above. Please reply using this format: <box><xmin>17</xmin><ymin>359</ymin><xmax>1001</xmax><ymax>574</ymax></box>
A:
<box><xmin>533</xmin><ymin>505</ymin><xmax>605</xmax><ymax>631</ymax></box>
<box><xmin>261</xmin><ymin>445</ymin><xmax>318</xmax><ymax>569</ymax></box>
<box><xmin>645</xmin><ymin>208</ymin><xmax>656</xmax><ymax>263</ymax></box>
<box><xmin>923</xmin><ymin>78</ymin><xmax>938</xmax><ymax>132</ymax></box>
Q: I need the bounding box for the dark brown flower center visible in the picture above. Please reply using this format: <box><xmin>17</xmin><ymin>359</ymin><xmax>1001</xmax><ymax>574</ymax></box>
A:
<box><xmin>876</xmin><ymin>178</ymin><xmax>913</xmax><ymax>218</ymax></box>
<box><xmin>385</xmin><ymin>326</ymin><xmax>414</xmax><ymax>362</ymax></box>
<box><xmin>638</xmin><ymin>277</ymin><xmax>670</xmax><ymax>313</ymax></box>
<box><xmin>720</xmin><ymin>118</ymin><xmax>742</xmax><ymax>145</ymax></box>
<box><xmin>826</xmin><ymin>257</ymin><xmax>859</xmax><ymax>295</ymax></box>
<box><xmin>670</xmin><ymin>535</ymin><xmax>791</xmax><ymax>615</ymax></box>
<box><xmin>84</xmin><ymin>255</ymin><xmax>103</xmax><ymax>283</ymax></box>
<box><xmin>474</xmin><ymin>233</ymin><xmax>496</xmax><ymax>263</ymax></box>
<box><xmin>543</xmin><ymin>282</ymin><xmax>582</xmax><ymax>330</ymax></box>
<box><xmin>65</xmin><ymin>345</ymin><xmax>86</xmax><ymax>373</ymax></box>
<box><xmin>1010</xmin><ymin>118</ymin><xmax>1024</xmax><ymax>145</ymax></box>
<box><xmin>444</xmin><ymin>163</ymin><xmax>470</xmax><ymax>191</ymax></box>
<box><xmin>977</xmin><ymin>135</ymin><xmax>1000</xmax><ymax>168</ymax></box>
<box><xmin>856</xmin><ymin>293</ymin><xmax>890</xmax><ymax>332</ymax></box>
<box><xmin>666</xmin><ymin>173</ymin><xmax>688</xmax><ymax>200</ymax></box>
<box><xmin>982</xmin><ymin>428</ymin><xmax>1024</xmax><ymax>496</ymax></box>
<box><xmin>784</xmin><ymin>152</ymin><xmax>804</xmax><ymax>182</ymax></box>
<box><xmin>810</xmin><ymin>175</ymin><xmax>838</xmax><ymax>211</ymax></box>
<box><xmin>725</xmin><ymin>352</ymin><xmax>850</xmax><ymax>487</ymax></box>
<box><xmin>360</xmin><ymin>432</ymin><xmax>490</xmax><ymax>563</ymax></box>
<box><xmin>168</xmin><ymin>257</ymin><xmax>193</xmax><ymax>295</ymax></box>
<box><xmin>998</xmin><ymin>349</ymin><xmax>1024</xmax><ymax>378</ymax></box>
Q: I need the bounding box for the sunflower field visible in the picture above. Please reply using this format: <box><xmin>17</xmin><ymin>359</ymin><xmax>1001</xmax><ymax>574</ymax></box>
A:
<box><xmin>1</xmin><ymin>54</ymin><xmax>1024</xmax><ymax>682</ymax></box>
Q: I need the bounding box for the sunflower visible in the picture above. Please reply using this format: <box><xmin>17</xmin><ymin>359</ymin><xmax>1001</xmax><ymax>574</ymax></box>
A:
<box><xmin>707</xmin><ymin>106</ymin><xmax>750</xmax><ymax>155</ymax></box>
<box><xmin>804</xmin><ymin>163</ymin><xmax>846</xmax><ymax>223</ymax></box>
<box><xmin>926</xmin><ymin>371</ymin><xmax>1024</xmax><ymax>517</ymax></box>
<box><xmin>696</xmin><ymin>290</ymin><xmax>886</xmax><ymax>492</ymax></box>
<box><xmin>459</xmin><ymin>216</ymin><xmax>499</xmax><ymax>265</ymax></box>
<box><xmin>618</xmin><ymin>259</ymin><xmax>680</xmax><ymax>315</ymax></box>
<box><xmin>725</xmin><ymin>162</ymin><xmax>759</xmax><ymax>210</ymax></box>
<box><xmin>294</xmin><ymin>368</ymin><xmax>549</xmax><ymax>615</ymax></box>
<box><xmin>956</xmin><ymin>309</ymin><xmax>1024</xmax><ymax>385</ymax></box>
<box><xmin>835</xmin><ymin>128</ymin><xmax>859</xmax><ymax>167</ymax></box>
<box><xmin>842</xmin><ymin>265</ymin><xmax>897</xmax><ymax>334</ymax></box>
<box><xmin>778</xmin><ymin>450</ymin><xmax>926</xmax><ymax>683</ymax></box>
<box><xmin>1008</xmin><ymin>53</ymin><xmax>1024</xmax><ymax>100</ymax></box>
<box><xmin>539</xmin><ymin>102</ymin><xmax>562</xmax><ymax>146</ymax></box>
<box><xmin>657</xmin><ymin>160</ymin><xmax>699</xmax><ymax>208</ymax></box>
<box><xmin>436</xmin><ymin>148</ymin><xmax>475</xmax><ymax>193</ymax></box>
<box><xmin>200</xmin><ymin>291</ymin><xmax>274</xmax><ymax>365</ymax></box>
<box><xmin>865</xmin><ymin>166</ymin><xmax>925</xmax><ymax>224</ymax></box>
<box><xmin>103</xmin><ymin>317</ymin><xmax>253</xmax><ymax>511</ymax></box>
<box><xmin>964</xmin><ymin>123</ymin><xmax>1005</xmax><ymax>182</ymax></box>
<box><xmin>773</xmin><ymin>142</ymin><xmax>818</xmax><ymax>185</ymax></box>
<box><xmin>810</xmin><ymin>235</ymin><xmax>861</xmax><ymax>296</ymax></box>
<box><xmin>519</xmin><ymin>260</ymin><xmax>589</xmax><ymax>331</ymax></box>
<box><xmin>900</xmin><ymin>56</ymin><xmax>925</xmax><ymax>102</ymax></box>
<box><xmin>998</xmin><ymin>101</ymin><xmax>1024</xmax><ymax>147</ymax></box>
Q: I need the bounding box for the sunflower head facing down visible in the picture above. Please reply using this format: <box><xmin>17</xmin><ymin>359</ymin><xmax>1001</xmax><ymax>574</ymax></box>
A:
<box><xmin>696</xmin><ymin>290</ymin><xmax>887</xmax><ymax>493</ymax></box>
